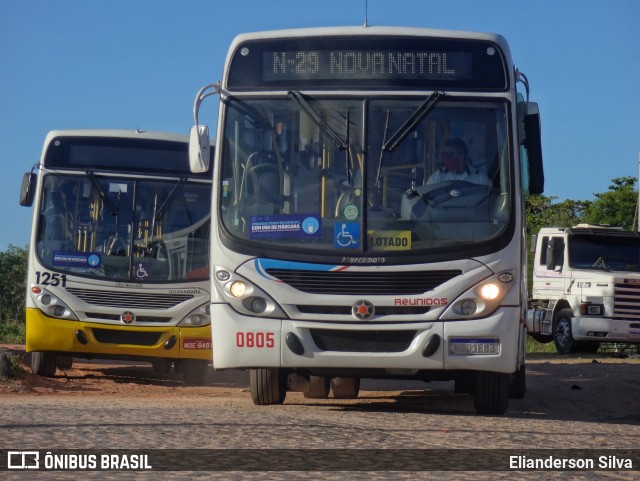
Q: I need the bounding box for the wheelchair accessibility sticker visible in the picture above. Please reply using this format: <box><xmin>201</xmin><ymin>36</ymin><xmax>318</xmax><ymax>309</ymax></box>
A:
<box><xmin>334</xmin><ymin>222</ymin><xmax>360</xmax><ymax>248</ymax></box>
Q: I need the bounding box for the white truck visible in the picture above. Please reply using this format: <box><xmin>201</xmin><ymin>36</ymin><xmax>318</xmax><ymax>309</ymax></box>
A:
<box><xmin>527</xmin><ymin>225</ymin><xmax>640</xmax><ymax>354</ymax></box>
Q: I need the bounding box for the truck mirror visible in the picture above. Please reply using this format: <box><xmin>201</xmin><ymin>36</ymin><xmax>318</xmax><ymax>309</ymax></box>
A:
<box><xmin>545</xmin><ymin>243</ymin><xmax>555</xmax><ymax>270</ymax></box>
<box><xmin>189</xmin><ymin>125</ymin><xmax>210</xmax><ymax>173</ymax></box>
<box><xmin>19</xmin><ymin>172</ymin><xmax>37</xmax><ymax>207</ymax></box>
<box><xmin>524</xmin><ymin>103</ymin><xmax>544</xmax><ymax>195</ymax></box>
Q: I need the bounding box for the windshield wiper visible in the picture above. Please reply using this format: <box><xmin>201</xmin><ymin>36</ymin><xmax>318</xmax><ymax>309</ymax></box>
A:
<box><xmin>383</xmin><ymin>91</ymin><xmax>444</xmax><ymax>152</ymax></box>
<box><xmin>86</xmin><ymin>171</ymin><xmax>118</xmax><ymax>216</ymax></box>
<box><xmin>374</xmin><ymin>91</ymin><xmax>444</xmax><ymax>188</ymax></box>
<box><xmin>289</xmin><ymin>91</ymin><xmax>346</xmax><ymax>149</ymax></box>
<box><xmin>154</xmin><ymin>177</ymin><xmax>186</xmax><ymax>222</ymax></box>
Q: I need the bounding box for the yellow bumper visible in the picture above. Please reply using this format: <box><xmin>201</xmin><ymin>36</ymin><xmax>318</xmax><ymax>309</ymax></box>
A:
<box><xmin>25</xmin><ymin>308</ymin><xmax>212</xmax><ymax>361</ymax></box>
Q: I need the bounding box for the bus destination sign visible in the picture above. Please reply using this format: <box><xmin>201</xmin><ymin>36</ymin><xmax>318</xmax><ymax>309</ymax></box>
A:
<box><xmin>263</xmin><ymin>50</ymin><xmax>472</xmax><ymax>82</ymax></box>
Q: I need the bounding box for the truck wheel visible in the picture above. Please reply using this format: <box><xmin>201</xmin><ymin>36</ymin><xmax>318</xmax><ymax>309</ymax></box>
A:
<box><xmin>56</xmin><ymin>354</ymin><xmax>73</xmax><ymax>370</ymax></box>
<box><xmin>474</xmin><ymin>371</ymin><xmax>509</xmax><ymax>415</ymax></box>
<box><xmin>181</xmin><ymin>359</ymin><xmax>208</xmax><ymax>385</ymax></box>
<box><xmin>331</xmin><ymin>377</ymin><xmax>360</xmax><ymax>399</ymax></box>
<box><xmin>304</xmin><ymin>375</ymin><xmax>330</xmax><ymax>399</ymax></box>
<box><xmin>250</xmin><ymin>368</ymin><xmax>287</xmax><ymax>405</ymax></box>
<box><xmin>553</xmin><ymin>308</ymin><xmax>577</xmax><ymax>354</ymax></box>
<box><xmin>31</xmin><ymin>351</ymin><xmax>57</xmax><ymax>377</ymax></box>
<box><xmin>508</xmin><ymin>364</ymin><xmax>526</xmax><ymax>399</ymax></box>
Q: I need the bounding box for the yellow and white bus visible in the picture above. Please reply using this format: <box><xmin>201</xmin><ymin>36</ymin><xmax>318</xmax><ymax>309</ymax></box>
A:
<box><xmin>20</xmin><ymin>130</ymin><xmax>212</xmax><ymax>384</ymax></box>
<box><xmin>189</xmin><ymin>26</ymin><xmax>544</xmax><ymax>412</ymax></box>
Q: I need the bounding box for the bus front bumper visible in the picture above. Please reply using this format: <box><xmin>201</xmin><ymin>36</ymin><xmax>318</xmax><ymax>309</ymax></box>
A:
<box><xmin>25</xmin><ymin>308</ymin><xmax>212</xmax><ymax>361</ymax></box>
<box><xmin>211</xmin><ymin>304</ymin><xmax>521</xmax><ymax>374</ymax></box>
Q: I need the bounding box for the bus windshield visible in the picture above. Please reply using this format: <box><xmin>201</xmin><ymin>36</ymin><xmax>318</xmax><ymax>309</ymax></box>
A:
<box><xmin>36</xmin><ymin>174</ymin><xmax>210</xmax><ymax>282</ymax></box>
<box><xmin>219</xmin><ymin>96</ymin><xmax>511</xmax><ymax>255</ymax></box>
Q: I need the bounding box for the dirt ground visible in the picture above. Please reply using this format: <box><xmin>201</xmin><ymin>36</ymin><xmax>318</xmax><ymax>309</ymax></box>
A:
<box><xmin>2</xmin><ymin>344</ymin><xmax>640</xmax><ymax>408</ymax></box>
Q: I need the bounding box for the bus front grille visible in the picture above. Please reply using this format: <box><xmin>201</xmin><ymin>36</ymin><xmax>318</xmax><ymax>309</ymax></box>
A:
<box><xmin>297</xmin><ymin>305</ymin><xmax>431</xmax><ymax>315</ymax></box>
<box><xmin>67</xmin><ymin>288</ymin><xmax>193</xmax><ymax>309</ymax></box>
<box><xmin>92</xmin><ymin>328</ymin><xmax>161</xmax><ymax>346</ymax></box>
<box><xmin>265</xmin><ymin>269</ymin><xmax>462</xmax><ymax>295</ymax></box>
<box><xmin>310</xmin><ymin>329</ymin><xmax>416</xmax><ymax>353</ymax></box>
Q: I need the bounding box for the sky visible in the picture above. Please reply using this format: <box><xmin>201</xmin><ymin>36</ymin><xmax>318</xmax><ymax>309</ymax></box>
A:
<box><xmin>1</xmin><ymin>0</ymin><xmax>639</xmax><ymax>251</ymax></box>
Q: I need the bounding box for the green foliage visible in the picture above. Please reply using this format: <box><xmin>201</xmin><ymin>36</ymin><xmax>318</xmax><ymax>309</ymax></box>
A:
<box><xmin>0</xmin><ymin>352</ymin><xmax>25</xmax><ymax>380</ymax></box>
<box><xmin>525</xmin><ymin>194</ymin><xmax>590</xmax><ymax>236</ymax></box>
<box><xmin>582</xmin><ymin>176</ymin><xmax>638</xmax><ymax>230</ymax></box>
<box><xmin>0</xmin><ymin>319</ymin><xmax>26</xmax><ymax>344</ymax></box>
<box><xmin>525</xmin><ymin>336</ymin><xmax>557</xmax><ymax>354</ymax></box>
<box><xmin>0</xmin><ymin>244</ymin><xmax>28</xmax><ymax>323</ymax></box>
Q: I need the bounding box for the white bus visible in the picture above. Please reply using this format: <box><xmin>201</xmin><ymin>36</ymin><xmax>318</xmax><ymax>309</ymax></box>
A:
<box><xmin>189</xmin><ymin>26</ymin><xmax>544</xmax><ymax>413</ymax></box>
<box><xmin>20</xmin><ymin>130</ymin><xmax>213</xmax><ymax>384</ymax></box>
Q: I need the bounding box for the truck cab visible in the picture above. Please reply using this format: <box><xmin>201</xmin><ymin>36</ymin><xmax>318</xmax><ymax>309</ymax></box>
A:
<box><xmin>527</xmin><ymin>225</ymin><xmax>640</xmax><ymax>353</ymax></box>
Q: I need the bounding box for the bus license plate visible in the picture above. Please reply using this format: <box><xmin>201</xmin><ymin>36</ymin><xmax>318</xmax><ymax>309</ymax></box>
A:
<box><xmin>449</xmin><ymin>339</ymin><xmax>500</xmax><ymax>355</ymax></box>
<box><xmin>183</xmin><ymin>339</ymin><xmax>212</xmax><ymax>350</ymax></box>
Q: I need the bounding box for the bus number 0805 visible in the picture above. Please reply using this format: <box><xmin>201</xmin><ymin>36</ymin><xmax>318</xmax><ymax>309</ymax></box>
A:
<box><xmin>236</xmin><ymin>331</ymin><xmax>275</xmax><ymax>348</ymax></box>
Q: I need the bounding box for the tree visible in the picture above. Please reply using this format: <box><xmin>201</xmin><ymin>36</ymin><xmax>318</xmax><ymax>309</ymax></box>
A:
<box><xmin>0</xmin><ymin>245</ymin><xmax>28</xmax><ymax>322</ymax></box>
<box><xmin>525</xmin><ymin>194</ymin><xmax>589</xmax><ymax>236</ymax></box>
<box><xmin>582</xmin><ymin>176</ymin><xmax>638</xmax><ymax>230</ymax></box>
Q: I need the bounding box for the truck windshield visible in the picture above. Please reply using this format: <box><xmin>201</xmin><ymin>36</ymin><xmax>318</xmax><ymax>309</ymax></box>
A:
<box><xmin>36</xmin><ymin>174</ymin><xmax>211</xmax><ymax>282</ymax></box>
<box><xmin>569</xmin><ymin>235</ymin><xmax>640</xmax><ymax>272</ymax></box>
<box><xmin>219</xmin><ymin>97</ymin><xmax>511</xmax><ymax>256</ymax></box>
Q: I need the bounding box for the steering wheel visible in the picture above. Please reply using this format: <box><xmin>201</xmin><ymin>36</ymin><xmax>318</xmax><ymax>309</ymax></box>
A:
<box><xmin>417</xmin><ymin>181</ymin><xmax>492</xmax><ymax>208</ymax></box>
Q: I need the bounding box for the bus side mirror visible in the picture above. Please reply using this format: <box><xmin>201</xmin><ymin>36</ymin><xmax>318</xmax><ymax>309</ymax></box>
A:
<box><xmin>524</xmin><ymin>102</ymin><xmax>544</xmax><ymax>195</ymax></box>
<box><xmin>19</xmin><ymin>172</ymin><xmax>37</xmax><ymax>207</ymax></box>
<box><xmin>189</xmin><ymin>125</ymin><xmax>210</xmax><ymax>173</ymax></box>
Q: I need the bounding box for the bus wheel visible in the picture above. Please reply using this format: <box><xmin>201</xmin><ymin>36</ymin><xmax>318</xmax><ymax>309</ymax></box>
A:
<box><xmin>152</xmin><ymin>359</ymin><xmax>172</xmax><ymax>374</ymax></box>
<box><xmin>304</xmin><ymin>375</ymin><xmax>330</xmax><ymax>399</ymax></box>
<box><xmin>56</xmin><ymin>354</ymin><xmax>73</xmax><ymax>370</ymax></box>
<box><xmin>508</xmin><ymin>364</ymin><xmax>526</xmax><ymax>399</ymax></box>
<box><xmin>331</xmin><ymin>377</ymin><xmax>360</xmax><ymax>399</ymax></box>
<box><xmin>454</xmin><ymin>372</ymin><xmax>475</xmax><ymax>394</ymax></box>
<box><xmin>474</xmin><ymin>371</ymin><xmax>509</xmax><ymax>415</ymax></box>
<box><xmin>31</xmin><ymin>351</ymin><xmax>57</xmax><ymax>377</ymax></box>
<box><xmin>181</xmin><ymin>359</ymin><xmax>208</xmax><ymax>385</ymax></box>
<box><xmin>553</xmin><ymin>308</ymin><xmax>577</xmax><ymax>354</ymax></box>
<box><xmin>250</xmin><ymin>368</ymin><xmax>287</xmax><ymax>405</ymax></box>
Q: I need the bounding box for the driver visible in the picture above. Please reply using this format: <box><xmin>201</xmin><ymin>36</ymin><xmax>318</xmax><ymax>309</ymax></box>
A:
<box><xmin>426</xmin><ymin>138</ymin><xmax>491</xmax><ymax>186</ymax></box>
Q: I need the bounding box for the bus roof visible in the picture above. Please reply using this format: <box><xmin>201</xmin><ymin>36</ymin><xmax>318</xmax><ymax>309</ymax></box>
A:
<box><xmin>228</xmin><ymin>25</ymin><xmax>511</xmax><ymax>57</ymax></box>
<box><xmin>231</xmin><ymin>25</ymin><xmax>507</xmax><ymax>44</ymax></box>
<box><xmin>43</xmin><ymin>129</ymin><xmax>189</xmax><ymax>146</ymax></box>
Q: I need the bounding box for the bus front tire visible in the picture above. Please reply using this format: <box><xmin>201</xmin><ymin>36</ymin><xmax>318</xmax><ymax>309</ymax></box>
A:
<box><xmin>31</xmin><ymin>351</ymin><xmax>57</xmax><ymax>377</ymax></box>
<box><xmin>508</xmin><ymin>364</ymin><xmax>526</xmax><ymax>399</ymax></box>
<box><xmin>56</xmin><ymin>354</ymin><xmax>73</xmax><ymax>370</ymax></box>
<box><xmin>152</xmin><ymin>359</ymin><xmax>173</xmax><ymax>374</ymax></box>
<box><xmin>250</xmin><ymin>368</ymin><xmax>287</xmax><ymax>405</ymax></box>
<box><xmin>181</xmin><ymin>359</ymin><xmax>209</xmax><ymax>385</ymax></box>
<box><xmin>304</xmin><ymin>375</ymin><xmax>330</xmax><ymax>399</ymax></box>
<box><xmin>474</xmin><ymin>371</ymin><xmax>509</xmax><ymax>415</ymax></box>
<box><xmin>331</xmin><ymin>377</ymin><xmax>360</xmax><ymax>399</ymax></box>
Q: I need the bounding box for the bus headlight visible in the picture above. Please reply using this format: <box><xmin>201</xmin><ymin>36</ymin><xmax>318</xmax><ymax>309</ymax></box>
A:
<box><xmin>179</xmin><ymin>303</ymin><xmax>211</xmax><ymax>327</ymax></box>
<box><xmin>440</xmin><ymin>271</ymin><xmax>514</xmax><ymax>320</ymax></box>
<box><xmin>30</xmin><ymin>285</ymin><xmax>78</xmax><ymax>321</ymax></box>
<box><xmin>480</xmin><ymin>283</ymin><xmax>500</xmax><ymax>301</ymax></box>
<box><xmin>214</xmin><ymin>266</ymin><xmax>286</xmax><ymax>319</ymax></box>
<box><xmin>230</xmin><ymin>281</ymin><xmax>248</xmax><ymax>298</ymax></box>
